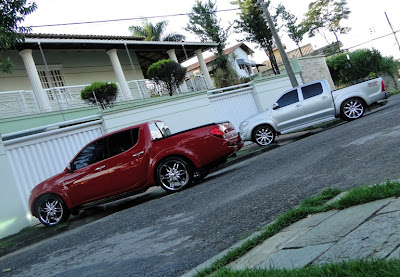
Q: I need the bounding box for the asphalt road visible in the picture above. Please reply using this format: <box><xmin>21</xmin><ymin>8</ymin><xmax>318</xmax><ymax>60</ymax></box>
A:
<box><xmin>2</xmin><ymin>95</ymin><xmax>400</xmax><ymax>277</ymax></box>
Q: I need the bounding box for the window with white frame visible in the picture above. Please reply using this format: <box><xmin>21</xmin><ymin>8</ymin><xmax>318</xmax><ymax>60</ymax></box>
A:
<box><xmin>37</xmin><ymin>66</ymin><xmax>68</xmax><ymax>101</ymax></box>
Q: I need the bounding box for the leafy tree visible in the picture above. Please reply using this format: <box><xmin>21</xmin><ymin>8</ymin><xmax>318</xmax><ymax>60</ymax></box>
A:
<box><xmin>0</xmin><ymin>0</ymin><xmax>37</xmax><ymax>73</ymax></box>
<box><xmin>326</xmin><ymin>48</ymin><xmax>400</xmax><ymax>87</ymax></box>
<box><xmin>147</xmin><ymin>59</ymin><xmax>186</xmax><ymax>96</ymax></box>
<box><xmin>303</xmin><ymin>0</ymin><xmax>351</xmax><ymax>43</ymax></box>
<box><xmin>232</xmin><ymin>0</ymin><xmax>280</xmax><ymax>75</ymax></box>
<box><xmin>277</xmin><ymin>4</ymin><xmax>307</xmax><ymax>57</ymax></box>
<box><xmin>186</xmin><ymin>0</ymin><xmax>239</xmax><ymax>87</ymax></box>
<box><xmin>129</xmin><ymin>19</ymin><xmax>185</xmax><ymax>41</ymax></box>
<box><xmin>185</xmin><ymin>0</ymin><xmax>229</xmax><ymax>56</ymax></box>
<box><xmin>81</xmin><ymin>82</ymin><xmax>118</xmax><ymax>109</ymax></box>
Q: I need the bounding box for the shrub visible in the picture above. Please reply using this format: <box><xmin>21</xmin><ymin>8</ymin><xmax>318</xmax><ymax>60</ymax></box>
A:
<box><xmin>81</xmin><ymin>81</ymin><xmax>118</xmax><ymax>109</ymax></box>
<box><xmin>147</xmin><ymin>59</ymin><xmax>186</xmax><ymax>96</ymax></box>
<box><xmin>326</xmin><ymin>48</ymin><xmax>400</xmax><ymax>87</ymax></box>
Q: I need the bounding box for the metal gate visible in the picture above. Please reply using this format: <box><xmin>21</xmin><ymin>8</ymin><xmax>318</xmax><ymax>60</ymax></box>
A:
<box><xmin>3</xmin><ymin>117</ymin><xmax>104</xmax><ymax>215</ymax></box>
<box><xmin>208</xmin><ymin>83</ymin><xmax>260</xmax><ymax>130</ymax></box>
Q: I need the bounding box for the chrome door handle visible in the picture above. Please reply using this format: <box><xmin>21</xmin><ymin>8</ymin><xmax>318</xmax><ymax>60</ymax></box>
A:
<box><xmin>95</xmin><ymin>165</ymin><xmax>106</xmax><ymax>171</ymax></box>
<box><xmin>322</xmin><ymin>96</ymin><xmax>328</xmax><ymax>99</ymax></box>
<box><xmin>132</xmin><ymin>151</ymin><xmax>144</xmax><ymax>157</ymax></box>
<box><xmin>295</xmin><ymin>104</ymin><xmax>302</xmax><ymax>108</ymax></box>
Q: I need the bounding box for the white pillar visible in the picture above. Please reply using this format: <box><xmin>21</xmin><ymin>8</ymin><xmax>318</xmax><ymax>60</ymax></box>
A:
<box><xmin>166</xmin><ymin>49</ymin><xmax>189</xmax><ymax>93</ymax></box>
<box><xmin>19</xmin><ymin>49</ymin><xmax>52</xmax><ymax>112</ymax></box>
<box><xmin>106</xmin><ymin>49</ymin><xmax>133</xmax><ymax>100</ymax></box>
<box><xmin>195</xmin><ymin>49</ymin><xmax>214</xmax><ymax>89</ymax></box>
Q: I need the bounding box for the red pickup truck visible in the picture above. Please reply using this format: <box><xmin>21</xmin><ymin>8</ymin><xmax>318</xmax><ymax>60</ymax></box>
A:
<box><xmin>29</xmin><ymin>120</ymin><xmax>243</xmax><ymax>226</ymax></box>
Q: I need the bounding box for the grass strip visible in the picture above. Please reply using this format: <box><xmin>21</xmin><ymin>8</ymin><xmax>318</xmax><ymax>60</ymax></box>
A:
<box><xmin>212</xmin><ymin>258</ymin><xmax>400</xmax><ymax>277</ymax></box>
<box><xmin>195</xmin><ymin>180</ymin><xmax>400</xmax><ymax>276</ymax></box>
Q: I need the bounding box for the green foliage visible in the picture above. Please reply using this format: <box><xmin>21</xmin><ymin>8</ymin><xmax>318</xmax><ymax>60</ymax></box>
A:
<box><xmin>81</xmin><ymin>81</ymin><xmax>118</xmax><ymax>109</ymax></box>
<box><xmin>212</xmin><ymin>259</ymin><xmax>400</xmax><ymax>276</ymax></box>
<box><xmin>277</xmin><ymin>4</ymin><xmax>307</xmax><ymax>56</ymax></box>
<box><xmin>303</xmin><ymin>0</ymin><xmax>351</xmax><ymax>43</ymax></box>
<box><xmin>0</xmin><ymin>0</ymin><xmax>37</xmax><ymax>73</ymax></box>
<box><xmin>214</xmin><ymin>65</ymin><xmax>240</xmax><ymax>88</ymax></box>
<box><xmin>232</xmin><ymin>0</ymin><xmax>280</xmax><ymax>75</ymax></box>
<box><xmin>128</xmin><ymin>18</ymin><xmax>185</xmax><ymax>41</ymax></box>
<box><xmin>147</xmin><ymin>59</ymin><xmax>186</xmax><ymax>96</ymax></box>
<box><xmin>326</xmin><ymin>48</ymin><xmax>400</xmax><ymax>86</ymax></box>
<box><xmin>186</xmin><ymin>0</ymin><xmax>229</xmax><ymax>56</ymax></box>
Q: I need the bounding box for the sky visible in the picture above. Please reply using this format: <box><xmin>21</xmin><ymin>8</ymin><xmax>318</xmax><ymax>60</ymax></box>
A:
<box><xmin>22</xmin><ymin>0</ymin><xmax>400</xmax><ymax>63</ymax></box>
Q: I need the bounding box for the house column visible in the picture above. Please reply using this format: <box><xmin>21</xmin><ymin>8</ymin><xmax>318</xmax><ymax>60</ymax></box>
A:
<box><xmin>166</xmin><ymin>49</ymin><xmax>189</xmax><ymax>92</ymax></box>
<box><xmin>19</xmin><ymin>49</ymin><xmax>52</xmax><ymax>112</ymax></box>
<box><xmin>195</xmin><ymin>49</ymin><xmax>214</xmax><ymax>89</ymax></box>
<box><xmin>106</xmin><ymin>49</ymin><xmax>133</xmax><ymax>100</ymax></box>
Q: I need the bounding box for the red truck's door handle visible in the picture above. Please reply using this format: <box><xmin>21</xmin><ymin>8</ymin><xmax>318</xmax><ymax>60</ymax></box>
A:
<box><xmin>132</xmin><ymin>151</ymin><xmax>144</xmax><ymax>157</ymax></box>
<box><xmin>95</xmin><ymin>165</ymin><xmax>106</xmax><ymax>171</ymax></box>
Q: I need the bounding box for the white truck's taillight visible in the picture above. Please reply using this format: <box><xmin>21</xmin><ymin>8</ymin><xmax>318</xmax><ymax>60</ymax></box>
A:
<box><xmin>382</xmin><ymin>80</ymin><xmax>386</xmax><ymax>92</ymax></box>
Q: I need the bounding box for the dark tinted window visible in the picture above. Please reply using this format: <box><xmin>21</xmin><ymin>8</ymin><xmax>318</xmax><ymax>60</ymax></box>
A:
<box><xmin>73</xmin><ymin>139</ymin><xmax>105</xmax><ymax>170</ymax></box>
<box><xmin>302</xmin><ymin>83</ymin><xmax>323</xmax><ymax>100</ymax></box>
<box><xmin>107</xmin><ymin>128</ymin><xmax>139</xmax><ymax>158</ymax></box>
<box><xmin>277</xmin><ymin>90</ymin><xmax>299</xmax><ymax>108</ymax></box>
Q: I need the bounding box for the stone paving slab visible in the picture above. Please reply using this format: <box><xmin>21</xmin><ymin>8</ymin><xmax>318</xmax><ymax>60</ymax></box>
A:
<box><xmin>283</xmin><ymin>210</ymin><xmax>338</xmax><ymax>232</ymax></box>
<box><xmin>258</xmin><ymin>243</ymin><xmax>333</xmax><ymax>270</ymax></box>
<box><xmin>315</xmin><ymin>210</ymin><xmax>400</xmax><ymax>264</ymax></box>
<box><xmin>377</xmin><ymin>197</ymin><xmax>400</xmax><ymax>214</ymax></box>
<box><xmin>286</xmin><ymin>199</ymin><xmax>392</xmax><ymax>248</ymax></box>
<box><xmin>229</xmin><ymin>227</ymin><xmax>310</xmax><ymax>270</ymax></box>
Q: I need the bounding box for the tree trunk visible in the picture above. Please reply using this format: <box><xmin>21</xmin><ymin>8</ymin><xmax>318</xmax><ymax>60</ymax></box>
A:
<box><xmin>265</xmin><ymin>44</ymin><xmax>280</xmax><ymax>75</ymax></box>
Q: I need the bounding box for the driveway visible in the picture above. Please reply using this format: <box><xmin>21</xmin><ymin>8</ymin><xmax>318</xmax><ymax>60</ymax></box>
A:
<box><xmin>1</xmin><ymin>95</ymin><xmax>400</xmax><ymax>277</ymax></box>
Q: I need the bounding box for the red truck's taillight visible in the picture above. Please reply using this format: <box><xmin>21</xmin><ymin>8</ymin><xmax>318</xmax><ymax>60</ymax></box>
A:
<box><xmin>382</xmin><ymin>80</ymin><xmax>386</xmax><ymax>92</ymax></box>
<box><xmin>210</xmin><ymin>126</ymin><xmax>225</xmax><ymax>138</ymax></box>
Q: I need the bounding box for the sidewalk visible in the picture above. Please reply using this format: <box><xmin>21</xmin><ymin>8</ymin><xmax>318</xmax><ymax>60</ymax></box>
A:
<box><xmin>183</xmin><ymin>196</ymin><xmax>400</xmax><ymax>276</ymax></box>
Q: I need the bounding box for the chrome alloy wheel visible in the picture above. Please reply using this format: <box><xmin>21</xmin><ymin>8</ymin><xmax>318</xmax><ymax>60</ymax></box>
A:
<box><xmin>158</xmin><ymin>159</ymin><xmax>190</xmax><ymax>191</ymax></box>
<box><xmin>343</xmin><ymin>99</ymin><xmax>364</xmax><ymax>119</ymax></box>
<box><xmin>254</xmin><ymin>126</ymin><xmax>275</xmax><ymax>146</ymax></box>
<box><xmin>37</xmin><ymin>196</ymin><xmax>64</xmax><ymax>226</ymax></box>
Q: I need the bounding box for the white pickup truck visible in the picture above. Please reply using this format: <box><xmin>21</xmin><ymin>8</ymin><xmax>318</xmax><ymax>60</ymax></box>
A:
<box><xmin>239</xmin><ymin>77</ymin><xmax>390</xmax><ymax>146</ymax></box>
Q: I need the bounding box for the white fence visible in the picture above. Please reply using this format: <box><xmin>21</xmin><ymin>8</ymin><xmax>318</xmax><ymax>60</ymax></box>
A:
<box><xmin>208</xmin><ymin>83</ymin><xmax>260</xmax><ymax>130</ymax></box>
<box><xmin>3</xmin><ymin>118</ymin><xmax>104</xmax><ymax>216</ymax></box>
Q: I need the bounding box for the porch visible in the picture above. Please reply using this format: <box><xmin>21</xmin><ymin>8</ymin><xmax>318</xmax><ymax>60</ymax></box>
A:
<box><xmin>0</xmin><ymin>75</ymin><xmax>210</xmax><ymax>119</ymax></box>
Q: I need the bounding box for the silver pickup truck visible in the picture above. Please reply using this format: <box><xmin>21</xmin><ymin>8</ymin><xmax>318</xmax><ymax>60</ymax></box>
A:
<box><xmin>239</xmin><ymin>77</ymin><xmax>390</xmax><ymax>146</ymax></box>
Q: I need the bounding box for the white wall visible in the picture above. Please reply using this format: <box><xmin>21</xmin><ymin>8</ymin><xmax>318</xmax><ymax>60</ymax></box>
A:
<box><xmin>0</xmin><ymin>49</ymin><xmax>144</xmax><ymax>93</ymax></box>
<box><xmin>0</xmin><ymin>137</ymin><xmax>31</xmax><ymax>239</ymax></box>
<box><xmin>102</xmin><ymin>92</ymin><xmax>215</xmax><ymax>134</ymax></box>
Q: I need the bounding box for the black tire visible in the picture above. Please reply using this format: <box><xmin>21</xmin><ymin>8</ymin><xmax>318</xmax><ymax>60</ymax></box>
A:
<box><xmin>156</xmin><ymin>157</ymin><xmax>194</xmax><ymax>192</ymax></box>
<box><xmin>252</xmin><ymin>125</ymin><xmax>275</xmax><ymax>146</ymax></box>
<box><xmin>35</xmin><ymin>194</ymin><xmax>70</xmax><ymax>227</ymax></box>
<box><xmin>194</xmin><ymin>167</ymin><xmax>210</xmax><ymax>181</ymax></box>
<box><xmin>340</xmin><ymin>98</ymin><xmax>365</xmax><ymax>121</ymax></box>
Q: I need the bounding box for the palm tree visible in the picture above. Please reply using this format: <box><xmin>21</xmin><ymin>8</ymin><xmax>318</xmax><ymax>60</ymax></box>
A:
<box><xmin>129</xmin><ymin>19</ymin><xmax>186</xmax><ymax>42</ymax></box>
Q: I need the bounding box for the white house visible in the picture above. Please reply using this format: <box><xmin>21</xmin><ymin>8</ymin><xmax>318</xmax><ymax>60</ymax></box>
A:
<box><xmin>0</xmin><ymin>33</ymin><xmax>218</xmax><ymax>132</ymax></box>
<box><xmin>186</xmin><ymin>42</ymin><xmax>258</xmax><ymax>79</ymax></box>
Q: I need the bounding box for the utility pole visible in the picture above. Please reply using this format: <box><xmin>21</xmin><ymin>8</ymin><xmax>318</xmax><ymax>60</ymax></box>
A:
<box><xmin>257</xmin><ymin>0</ymin><xmax>298</xmax><ymax>87</ymax></box>
<box><xmin>385</xmin><ymin>12</ymin><xmax>400</xmax><ymax>55</ymax></box>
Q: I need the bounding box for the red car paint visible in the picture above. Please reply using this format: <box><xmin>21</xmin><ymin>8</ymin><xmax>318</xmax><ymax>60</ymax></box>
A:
<box><xmin>29</xmin><ymin>120</ymin><xmax>242</xmax><ymax>219</ymax></box>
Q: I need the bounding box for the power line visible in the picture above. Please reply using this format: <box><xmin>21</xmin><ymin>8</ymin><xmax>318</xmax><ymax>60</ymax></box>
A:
<box><xmin>25</xmin><ymin>8</ymin><xmax>240</xmax><ymax>29</ymax></box>
<box><xmin>345</xmin><ymin>30</ymin><xmax>400</xmax><ymax>50</ymax></box>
